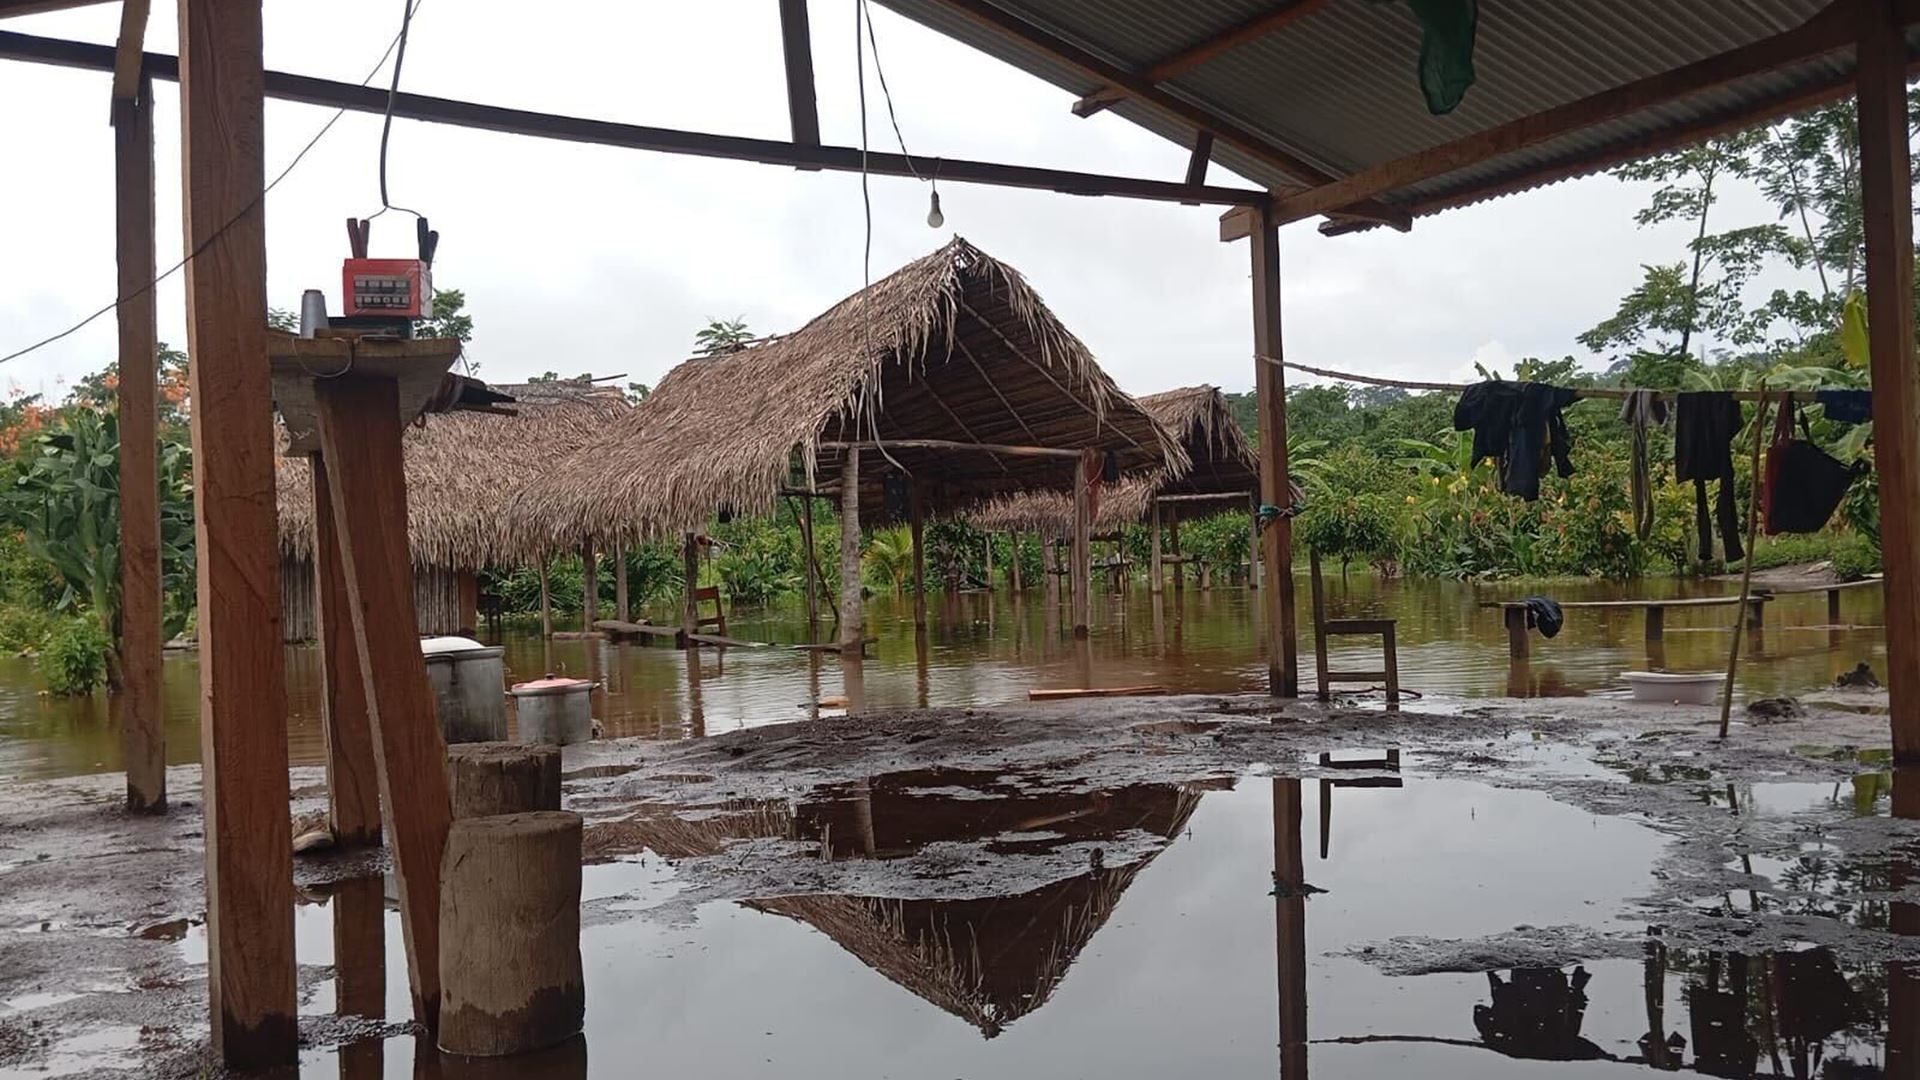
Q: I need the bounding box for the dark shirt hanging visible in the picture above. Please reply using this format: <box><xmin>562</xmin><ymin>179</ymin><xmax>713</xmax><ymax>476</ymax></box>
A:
<box><xmin>1814</xmin><ymin>389</ymin><xmax>1874</xmax><ymax>424</ymax></box>
<box><xmin>1673</xmin><ymin>391</ymin><xmax>1744</xmax><ymax>563</ymax></box>
<box><xmin>1453</xmin><ymin>381</ymin><xmax>1578</xmax><ymax>501</ymax></box>
<box><xmin>1521</xmin><ymin>596</ymin><xmax>1564</xmax><ymax>639</ymax></box>
<box><xmin>1763</xmin><ymin>394</ymin><xmax>1865</xmax><ymax>535</ymax></box>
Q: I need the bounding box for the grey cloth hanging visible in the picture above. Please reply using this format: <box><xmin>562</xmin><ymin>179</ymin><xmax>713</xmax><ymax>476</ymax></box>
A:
<box><xmin>1619</xmin><ymin>390</ymin><xmax>1668</xmax><ymax>542</ymax></box>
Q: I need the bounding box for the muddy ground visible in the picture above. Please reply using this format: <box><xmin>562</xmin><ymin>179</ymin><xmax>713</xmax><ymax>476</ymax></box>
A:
<box><xmin>1</xmin><ymin>688</ymin><xmax>1914</xmax><ymax>1077</ymax></box>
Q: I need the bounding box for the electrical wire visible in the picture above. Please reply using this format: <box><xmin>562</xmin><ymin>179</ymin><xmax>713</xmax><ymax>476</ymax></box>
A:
<box><xmin>858</xmin><ymin>0</ymin><xmax>924</xmax><ymax>181</ymax></box>
<box><xmin>0</xmin><ymin>2</ymin><xmax>427</xmax><ymax>368</ymax></box>
<box><xmin>368</xmin><ymin>0</ymin><xmax>427</xmax><ymax>221</ymax></box>
<box><xmin>853</xmin><ymin>0</ymin><xmax>908</xmax><ymax>478</ymax></box>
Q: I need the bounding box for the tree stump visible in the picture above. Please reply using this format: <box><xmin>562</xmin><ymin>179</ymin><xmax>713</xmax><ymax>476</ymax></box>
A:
<box><xmin>438</xmin><ymin>811</ymin><xmax>584</xmax><ymax>1057</ymax></box>
<box><xmin>445</xmin><ymin>743</ymin><xmax>561</xmax><ymax>819</ymax></box>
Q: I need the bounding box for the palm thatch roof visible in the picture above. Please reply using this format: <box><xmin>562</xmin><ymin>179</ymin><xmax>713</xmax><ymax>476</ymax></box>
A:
<box><xmin>276</xmin><ymin>379</ymin><xmax>630</xmax><ymax>570</ymax></box>
<box><xmin>510</xmin><ymin>238</ymin><xmax>1185</xmax><ymax>549</ymax></box>
<box><xmin>966</xmin><ymin>385</ymin><xmax>1259</xmax><ymax>533</ymax></box>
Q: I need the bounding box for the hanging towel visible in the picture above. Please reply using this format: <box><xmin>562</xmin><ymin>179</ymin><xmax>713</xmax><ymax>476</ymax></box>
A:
<box><xmin>1673</xmin><ymin>391</ymin><xmax>1744</xmax><ymax>563</ymax></box>
<box><xmin>1453</xmin><ymin>381</ymin><xmax>1578</xmax><ymax>501</ymax></box>
<box><xmin>1814</xmin><ymin>389</ymin><xmax>1874</xmax><ymax>424</ymax></box>
<box><xmin>1619</xmin><ymin>389</ymin><xmax>1668</xmax><ymax>541</ymax></box>
<box><xmin>1763</xmin><ymin>393</ymin><xmax>1865</xmax><ymax>535</ymax></box>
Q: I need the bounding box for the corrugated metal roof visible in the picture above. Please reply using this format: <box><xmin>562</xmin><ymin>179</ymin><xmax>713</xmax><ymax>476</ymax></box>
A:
<box><xmin>875</xmin><ymin>0</ymin><xmax>1865</xmax><ymax>223</ymax></box>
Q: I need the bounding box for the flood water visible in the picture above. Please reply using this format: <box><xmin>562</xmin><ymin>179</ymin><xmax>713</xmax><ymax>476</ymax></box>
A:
<box><xmin>60</xmin><ymin>757</ymin><xmax>1898</xmax><ymax>1079</ymax></box>
<box><xmin>0</xmin><ymin>574</ymin><xmax>1887</xmax><ymax>782</ymax></box>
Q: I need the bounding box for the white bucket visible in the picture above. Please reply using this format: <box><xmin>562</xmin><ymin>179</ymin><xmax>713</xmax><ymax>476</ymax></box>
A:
<box><xmin>1622</xmin><ymin>671</ymin><xmax>1722</xmax><ymax>705</ymax></box>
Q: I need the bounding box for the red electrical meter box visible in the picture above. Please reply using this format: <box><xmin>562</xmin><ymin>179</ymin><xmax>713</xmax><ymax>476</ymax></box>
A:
<box><xmin>342</xmin><ymin>258</ymin><xmax>432</xmax><ymax>318</ymax></box>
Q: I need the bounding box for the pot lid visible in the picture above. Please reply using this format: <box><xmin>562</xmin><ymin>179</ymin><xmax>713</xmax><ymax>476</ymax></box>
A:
<box><xmin>510</xmin><ymin>676</ymin><xmax>594</xmax><ymax>696</ymax></box>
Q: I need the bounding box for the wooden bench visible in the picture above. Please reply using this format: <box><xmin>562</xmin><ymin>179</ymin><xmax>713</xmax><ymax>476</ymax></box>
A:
<box><xmin>1759</xmin><ymin>574</ymin><xmax>1883</xmax><ymax>625</ymax></box>
<box><xmin>1478</xmin><ymin>594</ymin><xmax>1772</xmax><ymax>660</ymax></box>
<box><xmin>1310</xmin><ymin>551</ymin><xmax>1400</xmax><ymax>708</ymax></box>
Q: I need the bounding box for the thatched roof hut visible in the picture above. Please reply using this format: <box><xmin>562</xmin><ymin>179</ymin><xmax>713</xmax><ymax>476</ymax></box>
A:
<box><xmin>277</xmin><ymin>378</ymin><xmax>630</xmax><ymax>570</ymax></box>
<box><xmin>967</xmin><ymin>384</ymin><xmax>1259</xmax><ymax>534</ymax></box>
<box><xmin>511</xmin><ymin>238</ymin><xmax>1185</xmax><ymax>549</ymax></box>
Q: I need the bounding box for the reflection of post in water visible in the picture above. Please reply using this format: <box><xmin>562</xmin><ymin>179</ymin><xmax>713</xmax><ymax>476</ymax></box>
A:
<box><xmin>1151</xmin><ymin>589</ymin><xmax>1165</xmax><ymax>652</ymax></box>
<box><xmin>841</xmin><ymin>654</ymin><xmax>868</xmax><ymax>716</ymax></box>
<box><xmin>806</xmin><ymin>651</ymin><xmax>823</xmax><ymax>722</ymax></box>
<box><xmin>915</xmin><ymin>630</ymin><xmax>931</xmax><ymax>710</ymax></box>
<box><xmin>1639</xmin><ymin>936</ymin><xmax>1680</xmax><ymax>1069</ymax></box>
<box><xmin>413</xmin><ymin>1033</ymin><xmax>588</xmax><ymax>1079</ymax></box>
<box><xmin>1646</xmin><ymin>631</ymin><xmax>1668</xmax><ymax>673</ymax></box>
<box><xmin>1890</xmin><ymin>766</ymin><xmax>1918</xmax><ymax>1079</ymax></box>
<box><xmin>682</xmin><ymin>646</ymin><xmax>706</xmax><ymax>739</ymax></box>
<box><xmin>1273</xmin><ymin>777</ymin><xmax>1308</xmax><ymax>1078</ymax></box>
<box><xmin>1473</xmin><ymin>966</ymin><xmax>1604</xmax><ymax>1061</ymax></box>
<box><xmin>331</xmin><ymin>875</ymin><xmax>384</xmax><ymax>1079</ymax></box>
<box><xmin>1074</xmin><ymin>635</ymin><xmax>1095</xmax><ymax>697</ymax></box>
<box><xmin>1315</xmin><ymin>751</ymin><xmax>1402</xmax><ymax>860</ymax></box>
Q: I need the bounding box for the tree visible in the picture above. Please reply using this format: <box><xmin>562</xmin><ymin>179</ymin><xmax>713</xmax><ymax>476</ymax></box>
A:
<box><xmin>694</xmin><ymin>317</ymin><xmax>754</xmax><ymax>356</ymax></box>
<box><xmin>417</xmin><ymin>288</ymin><xmax>475</xmax><ymax>347</ymax></box>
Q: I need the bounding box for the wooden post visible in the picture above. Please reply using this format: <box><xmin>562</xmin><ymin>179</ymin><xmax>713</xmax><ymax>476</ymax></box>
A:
<box><xmin>909</xmin><ymin>479</ymin><xmax>927</xmax><ymax>630</ymax></box>
<box><xmin>984</xmin><ymin>531</ymin><xmax>994</xmax><ymax>588</ymax></box>
<box><xmin>1071</xmin><ymin>457</ymin><xmax>1091</xmax><ymax>638</ymax></box>
<box><xmin>1149</xmin><ymin>499</ymin><xmax>1164</xmax><ymax>594</ymax></box>
<box><xmin>1828</xmin><ymin>587</ymin><xmax>1843</xmax><ymax>627</ymax></box>
<box><xmin>114</xmin><ymin>74</ymin><xmax>164</xmax><ymax>815</ymax></box>
<box><xmin>536</xmin><ymin>559</ymin><xmax>552</xmax><ymax>639</ymax></box>
<box><xmin>1170</xmin><ymin>516</ymin><xmax>1184</xmax><ymax>591</ymax></box>
<box><xmin>839</xmin><ymin>451</ymin><xmax>864</xmax><ymax>650</ymax></box>
<box><xmin>1861</xmin><ymin>0</ymin><xmax>1920</xmax><ymax>762</ymax></box>
<box><xmin>315</xmin><ymin>376</ymin><xmax>454</xmax><ymax>1032</ymax></box>
<box><xmin>1251</xmin><ymin>205</ymin><xmax>1299</xmax><ymax>697</ymax></box>
<box><xmin>437</xmin><ymin>812</ymin><xmax>584</xmax><ymax>1057</ymax></box>
<box><xmin>313</xmin><ymin>458</ymin><xmax>380</xmax><ymax>847</ymax></box>
<box><xmin>681</xmin><ymin>532</ymin><xmax>700</xmax><ymax>649</ymax></box>
<box><xmin>1504</xmin><ymin>606</ymin><xmax>1530</xmax><ymax>661</ymax></box>
<box><xmin>178</xmin><ymin>0</ymin><xmax>295</xmax><ymax>1064</ymax></box>
<box><xmin>614</xmin><ymin>540</ymin><xmax>629</xmax><ymax>624</ymax></box>
<box><xmin>1644</xmin><ymin>605</ymin><xmax>1666</xmax><ymax>642</ymax></box>
<box><xmin>580</xmin><ymin>540</ymin><xmax>597</xmax><ymax>631</ymax></box>
<box><xmin>446</xmin><ymin>742</ymin><xmax>561</xmax><ymax>819</ymax></box>
<box><xmin>1248</xmin><ymin>496</ymin><xmax>1261</xmax><ymax>591</ymax></box>
<box><xmin>1010</xmin><ymin>532</ymin><xmax>1023</xmax><ymax>592</ymax></box>
<box><xmin>799</xmin><ymin>495</ymin><xmax>821</xmax><ymax>628</ymax></box>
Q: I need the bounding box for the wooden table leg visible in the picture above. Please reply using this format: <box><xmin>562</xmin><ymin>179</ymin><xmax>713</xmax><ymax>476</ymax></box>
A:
<box><xmin>316</xmin><ymin>375</ymin><xmax>453</xmax><ymax>1032</ymax></box>
<box><xmin>1504</xmin><ymin>607</ymin><xmax>1530</xmax><ymax>661</ymax></box>
<box><xmin>1644</xmin><ymin>605</ymin><xmax>1665</xmax><ymax>644</ymax></box>
<box><xmin>1828</xmin><ymin>588</ymin><xmax>1843</xmax><ymax>626</ymax></box>
<box><xmin>1382</xmin><ymin>624</ymin><xmax>1400</xmax><ymax>710</ymax></box>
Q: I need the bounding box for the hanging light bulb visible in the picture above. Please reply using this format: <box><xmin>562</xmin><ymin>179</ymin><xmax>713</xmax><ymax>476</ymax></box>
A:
<box><xmin>926</xmin><ymin>188</ymin><xmax>944</xmax><ymax>229</ymax></box>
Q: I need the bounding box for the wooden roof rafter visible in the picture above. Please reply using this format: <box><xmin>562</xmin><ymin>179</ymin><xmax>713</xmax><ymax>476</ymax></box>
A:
<box><xmin>1071</xmin><ymin>0</ymin><xmax>1329</xmax><ymax>118</ymax></box>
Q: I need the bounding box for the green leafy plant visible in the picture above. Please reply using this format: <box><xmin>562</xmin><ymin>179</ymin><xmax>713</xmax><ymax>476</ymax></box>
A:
<box><xmin>39</xmin><ymin>616</ymin><xmax>108</xmax><ymax>695</ymax></box>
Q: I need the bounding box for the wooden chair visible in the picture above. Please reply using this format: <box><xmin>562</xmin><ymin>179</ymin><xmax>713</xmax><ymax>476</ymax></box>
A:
<box><xmin>692</xmin><ymin>585</ymin><xmax>727</xmax><ymax>637</ymax></box>
<box><xmin>1308</xmin><ymin>550</ymin><xmax>1400</xmax><ymax>708</ymax></box>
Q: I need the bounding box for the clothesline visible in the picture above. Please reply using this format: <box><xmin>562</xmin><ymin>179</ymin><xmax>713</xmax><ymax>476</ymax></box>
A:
<box><xmin>1257</xmin><ymin>356</ymin><xmax>1832</xmax><ymax>404</ymax></box>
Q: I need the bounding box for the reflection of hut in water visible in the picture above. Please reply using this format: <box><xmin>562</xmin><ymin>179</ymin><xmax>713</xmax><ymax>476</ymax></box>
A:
<box><xmin>970</xmin><ymin>385</ymin><xmax>1260</xmax><ymax>587</ymax></box>
<box><xmin>585</xmin><ymin>770</ymin><xmax>1201</xmax><ymax>1039</ymax></box>
<box><xmin>275</xmin><ymin>379</ymin><xmax>629</xmax><ymax>640</ymax></box>
<box><xmin>748</xmin><ymin>774</ymin><xmax>1202</xmax><ymax>1038</ymax></box>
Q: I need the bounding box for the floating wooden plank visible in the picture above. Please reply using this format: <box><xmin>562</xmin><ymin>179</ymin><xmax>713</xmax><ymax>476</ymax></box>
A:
<box><xmin>791</xmin><ymin>636</ymin><xmax>878</xmax><ymax>654</ymax></box>
<box><xmin>1029</xmin><ymin>684</ymin><xmax>1167</xmax><ymax>700</ymax></box>
<box><xmin>1477</xmin><ymin>596</ymin><xmax>1773</xmax><ymax>610</ymax></box>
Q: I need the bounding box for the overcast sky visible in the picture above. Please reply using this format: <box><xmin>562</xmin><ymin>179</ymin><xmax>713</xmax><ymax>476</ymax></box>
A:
<box><xmin>0</xmin><ymin>0</ymin><xmax>1810</xmax><ymax>404</ymax></box>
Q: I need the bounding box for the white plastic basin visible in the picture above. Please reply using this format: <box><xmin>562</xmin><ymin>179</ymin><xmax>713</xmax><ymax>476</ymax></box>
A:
<box><xmin>1622</xmin><ymin>671</ymin><xmax>1721</xmax><ymax>705</ymax></box>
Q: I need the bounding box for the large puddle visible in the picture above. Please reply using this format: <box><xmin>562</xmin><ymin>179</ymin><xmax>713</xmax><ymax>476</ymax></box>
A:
<box><xmin>0</xmin><ymin>577</ymin><xmax>1889</xmax><ymax>782</ymax></box>
<box><xmin>54</xmin><ymin>761</ymin><xmax>1891</xmax><ymax>1079</ymax></box>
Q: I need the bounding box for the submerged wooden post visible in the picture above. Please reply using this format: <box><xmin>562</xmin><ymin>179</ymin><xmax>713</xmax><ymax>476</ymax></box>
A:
<box><xmin>839</xmin><ymin>451</ymin><xmax>864</xmax><ymax>650</ymax></box>
<box><xmin>680</xmin><ymin>531</ymin><xmax>700</xmax><ymax>649</ymax></box>
<box><xmin>536</xmin><ymin>558</ymin><xmax>553</xmax><ymax>639</ymax></box>
<box><xmin>313</xmin><ymin>459</ymin><xmax>380</xmax><ymax>847</ymax></box>
<box><xmin>438</xmin><ymin>812</ymin><xmax>584</xmax><ymax>1057</ymax></box>
<box><xmin>456</xmin><ymin>571</ymin><xmax>480</xmax><ymax>636</ymax></box>
<box><xmin>316</xmin><ymin>376</ymin><xmax>455</xmax><ymax>1032</ymax></box>
<box><xmin>114</xmin><ymin>72</ymin><xmax>164</xmax><ymax>814</ymax></box>
<box><xmin>984</xmin><ymin>531</ymin><xmax>994</xmax><ymax>588</ymax></box>
<box><xmin>1251</xmin><ymin>204</ymin><xmax>1299</xmax><ymax>696</ymax></box>
<box><xmin>1861</xmin><ymin>0</ymin><xmax>1920</xmax><ymax>761</ymax></box>
<box><xmin>613</xmin><ymin>540</ymin><xmax>629</xmax><ymax>624</ymax></box>
<box><xmin>178</xmin><ymin>0</ymin><xmax>296</xmax><ymax>1063</ymax></box>
<box><xmin>1248</xmin><ymin>496</ymin><xmax>1261</xmax><ymax>591</ymax></box>
<box><xmin>1149</xmin><ymin>500</ymin><xmax>1163</xmax><ymax>594</ymax></box>
<box><xmin>1010</xmin><ymin>532</ymin><xmax>1023</xmax><ymax>592</ymax></box>
<box><xmin>909</xmin><ymin>479</ymin><xmax>927</xmax><ymax>630</ymax></box>
<box><xmin>1071</xmin><ymin>458</ymin><xmax>1091</xmax><ymax>638</ymax></box>
<box><xmin>580</xmin><ymin>540</ymin><xmax>597</xmax><ymax>631</ymax></box>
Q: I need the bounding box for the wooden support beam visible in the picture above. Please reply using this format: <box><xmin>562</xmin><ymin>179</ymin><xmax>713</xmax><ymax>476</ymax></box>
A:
<box><xmin>109</xmin><ymin>0</ymin><xmax>148</xmax><ymax>110</ymax></box>
<box><xmin>1248</xmin><ymin>494</ymin><xmax>1261</xmax><ymax>591</ymax></box>
<box><xmin>799</xmin><ymin>494</ymin><xmax>821</xmax><ymax>626</ymax></box>
<box><xmin>0</xmin><ymin>30</ymin><xmax>1269</xmax><ymax>208</ymax></box>
<box><xmin>1149</xmin><ymin>499</ymin><xmax>1163</xmax><ymax>594</ymax></box>
<box><xmin>313</xmin><ymin>457</ymin><xmax>380</xmax><ymax>848</ymax></box>
<box><xmin>839</xmin><ymin>450</ymin><xmax>864</xmax><ymax>650</ymax></box>
<box><xmin>819</xmin><ymin>437</ymin><xmax>1083</xmax><ymax>459</ymax></box>
<box><xmin>1009</xmin><ymin>532</ymin><xmax>1023</xmax><ymax>592</ymax></box>
<box><xmin>315</xmin><ymin>375</ymin><xmax>453</xmax><ymax>1033</ymax></box>
<box><xmin>1250</xmin><ymin>204</ymin><xmax>1298</xmax><ymax>696</ymax></box>
<box><xmin>984</xmin><ymin>530</ymin><xmax>994</xmax><ymax>587</ymax></box>
<box><xmin>536</xmin><ymin>558</ymin><xmax>552</xmax><ymax>638</ymax></box>
<box><xmin>1075</xmin><ymin>0</ymin><xmax>1328</xmax><ymax>117</ymax></box>
<box><xmin>1859</xmin><ymin>0</ymin><xmax>1920</xmax><ymax>763</ymax></box>
<box><xmin>177</xmin><ymin>0</ymin><xmax>295</xmax><ymax>1065</ymax></box>
<box><xmin>909</xmin><ymin>479</ymin><xmax>928</xmax><ymax>630</ymax></box>
<box><xmin>952</xmin><ymin>336</ymin><xmax>1043</xmax><ymax>445</ymax></box>
<box><xmin>1272</xmin><ymin>0</ymin><xmax>1889</xmax><ymax>224</ymax></box>
<box><xmin>0</xmin><ymin>0</ymin><xmax>107</xmax><ymax>16</ymax></box>
<box><xmin>915</xmin><ymin>379</ymin><xmax>1012</xmax><ymax>474</ymax></box>
<box><xmin>113</xmin><ymin>73</ymin><xmax>162</xmax><ymax>814</ymax></box>
<box><xmin>614</xmin><ymin>540</ymin><xmax>629</xmax><ymax>623</ymax></box>
<box><xmin>1071</xmin><ymin>457</ymin><xmax>1091</xmax><ymax>637</ymax></box>
<box><xmin>580</xmin><ymin>539</ymin><xmax>598</xmax><ymax>631</ymax></box>
<box><xmin>1184</xmin><ymin>130</ymin><xmax>1214</xmax><ymax>188</ymax></box>
<box><xmin>680</xmin><ymin>532</ymin><xmax>699</xmax><ymax>650</ymax></box>
<box><xmin>957</xmin><ymin>299</ymin><xmax>1151</xmax><ymax>452</ymax></box>
<box><xmin>777</xmin><ymin>0</ymin><xmax>819</xmax><ymax>151</ymax></box>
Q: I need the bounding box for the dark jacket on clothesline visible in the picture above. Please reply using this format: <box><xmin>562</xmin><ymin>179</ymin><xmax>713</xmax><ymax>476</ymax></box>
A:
<box><xmin>1453</xmin><ymin>381</ymin><xmax>1579</xmax><ymax>501</ymax></box>
<box><xmin>1673</xmin><ymin>391</ymin><xmax>1744</xmax><ymax>563</ymax></box>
